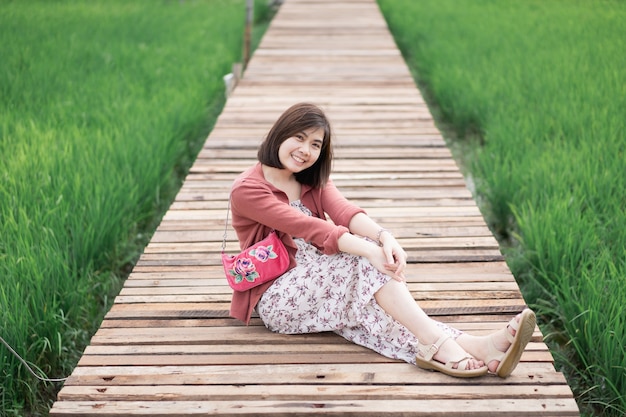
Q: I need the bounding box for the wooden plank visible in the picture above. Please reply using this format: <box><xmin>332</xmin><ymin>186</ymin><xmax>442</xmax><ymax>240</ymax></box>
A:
<box><xmin>57</xmin><ymin>383</ymin><xmax>576</xmax><ymax>402</ymax></box>
<box><xmin>51</xmin><ymin>399</ymin><xmax>581</xmax><ymax>417</ymax></box>
<box><xmin>117</xmin><ymin>282</ymin><xmax>522</xmax><ymax>295</ymax></box>
<box><xmin>80</xmin><ymin>340</ymin><xmax>549</xmax><ymax>356</ymax></box>
<box><xmin>101</xmin><ymin>299</ymin><xmax>529</xmax><ymax>320</ymax></box>
<box><xmin>63</xmin><ymin>363</ymin><xmax>560</xmax><ymax>386</ymax></box>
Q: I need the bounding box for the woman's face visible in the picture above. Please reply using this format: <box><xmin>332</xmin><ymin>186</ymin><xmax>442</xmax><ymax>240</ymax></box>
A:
<box><xmin>278</xmin><ymin>127</ymin><xmax>324</xmax><ymax>174</ymax></box>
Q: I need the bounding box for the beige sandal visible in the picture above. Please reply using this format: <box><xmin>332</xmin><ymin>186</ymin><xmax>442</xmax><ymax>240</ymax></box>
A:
<box><xmin>486</xmin><ymin>309</ymin><xmax>536</xmax><ymax>378</ymax></box>
<box><xmin>415</xmin><ymin>334</ymin><xmax>488</xmax><ymax>378</ymax></box>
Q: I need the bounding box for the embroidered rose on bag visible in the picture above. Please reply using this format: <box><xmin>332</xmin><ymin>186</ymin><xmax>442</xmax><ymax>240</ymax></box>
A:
<box><xmin>231</xmin><ymin>258</ymin><xmax>259</xmax><ymax>283</ymax></box>
<box><xmin>250</xmin><ymin>245</ymin><xmax>278</xmax><ymax>262</ymax></box>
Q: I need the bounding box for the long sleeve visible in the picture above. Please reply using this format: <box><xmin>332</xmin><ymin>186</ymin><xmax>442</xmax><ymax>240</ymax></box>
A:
<box><xmin>231</xmin><ymin>170</ymin><xmax>360</xmax><ymax>255</ymax></box>
<box><xmin>227</xmin><ymin>163</ymin><xmax>365</xmax><ymax>324</ymax></box>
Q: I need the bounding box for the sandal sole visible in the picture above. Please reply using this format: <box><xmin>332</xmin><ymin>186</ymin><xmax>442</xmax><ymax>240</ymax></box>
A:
<box><xmin>496</xmin><ymin>309</ymin><xmax>536</xmax><ymax>378</ymax></box>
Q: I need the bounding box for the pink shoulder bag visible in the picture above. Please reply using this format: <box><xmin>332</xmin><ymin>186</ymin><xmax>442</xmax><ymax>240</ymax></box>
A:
<box><xmin>221</xmin><ymin>199</ymin><xmax>290</xmax><ymax>292</ymax></box>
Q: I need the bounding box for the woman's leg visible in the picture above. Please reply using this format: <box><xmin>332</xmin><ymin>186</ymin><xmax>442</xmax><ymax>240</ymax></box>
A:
<box><xmin>374</xmin><ymin>279</ymin><xmax>532</xmax><ymax>374</ymax></box>
<box><xmin>374</xmin><ymin>279</ymin><xmax>484</xmax><ymax>370</ymax></box>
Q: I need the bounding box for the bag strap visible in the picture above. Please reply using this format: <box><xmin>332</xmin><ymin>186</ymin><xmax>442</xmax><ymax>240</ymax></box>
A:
<box><xmin>222</xmin><ymin>197</ymin><xmax>278</xmax><ymax>253</ymax></box>
<box><xmin>222</xmin><ymin>197</ymin><xmax>231</xmax><ymax>252</ymax></box>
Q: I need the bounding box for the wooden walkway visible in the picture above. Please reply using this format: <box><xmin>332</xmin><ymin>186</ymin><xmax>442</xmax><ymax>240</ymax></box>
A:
<box><xmin>50</xmin><ymin>0</ymin><xmax>579</xmax><ymax>415</ymax></box>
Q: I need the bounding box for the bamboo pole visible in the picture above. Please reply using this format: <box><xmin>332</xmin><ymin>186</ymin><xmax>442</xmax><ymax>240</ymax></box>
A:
<box><xmin>243</xmin><ymin>0</ymin><xmax>253</xmax><ymax>69</ymax></box>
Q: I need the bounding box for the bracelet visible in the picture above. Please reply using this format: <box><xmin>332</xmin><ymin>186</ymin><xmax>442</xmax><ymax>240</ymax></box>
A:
<box><xmin>376</xmin><ymin>228</ymin><xmax>391</xmax><ymax>246</ymax></box>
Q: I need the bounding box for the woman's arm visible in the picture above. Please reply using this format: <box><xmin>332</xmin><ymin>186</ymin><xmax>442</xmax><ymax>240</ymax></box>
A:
<box><xmin>348</xmin><ymin>212</ymin><xmax>392</xmax><ymax>245</ymax></box>
<box><xmin>341</xmin><ymin>212</ymin><xmax>407</xmax><ymax>282</ymax></box>
<box><xmin>231</xmin><ymin>179</ymin><xmax>349</xmax><ymax>254</ymax></box>
<box><xmin>319</xmin><ymin>182</ymin><xmax>407</xmax><ymax>281</ymax></box>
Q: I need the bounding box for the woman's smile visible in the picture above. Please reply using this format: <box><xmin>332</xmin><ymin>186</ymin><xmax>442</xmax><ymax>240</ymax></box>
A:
<box><xmin>279</xmin><ymin>127</ymin><xmax>324</xmax><ymax>173</ymax></box>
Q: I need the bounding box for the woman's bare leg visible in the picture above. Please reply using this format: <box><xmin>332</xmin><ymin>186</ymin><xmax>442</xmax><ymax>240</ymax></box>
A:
<box><xmin>374</xmin><ymin>279</ymin><xmax>484</xmax><ymax>370</ymax></box>
<box><xmin>374</xmin><ymin>279</ymin><xmax>530</xmax><ymax>373</ymax></box>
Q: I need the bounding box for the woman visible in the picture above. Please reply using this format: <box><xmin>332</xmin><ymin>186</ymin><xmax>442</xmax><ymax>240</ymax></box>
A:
<box><xmin>228</xmin><ymin>102</ymin><xmax>536</xmax><ymax>378</ymax></box>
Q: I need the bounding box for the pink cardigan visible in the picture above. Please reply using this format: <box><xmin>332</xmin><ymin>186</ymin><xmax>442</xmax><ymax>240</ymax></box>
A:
<box><xmin>228</xmin><ymin>163</ymin><xmax>365</xmax><ymax>324</ymax></box>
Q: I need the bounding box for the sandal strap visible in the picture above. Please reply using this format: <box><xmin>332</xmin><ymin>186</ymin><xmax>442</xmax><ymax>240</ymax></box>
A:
<box><xmin>417</xmin><ymin>334</ymin><xmax>450</xmax><ymax>361</ymax></box>
<box><xmin>504</xmin><ymin>317</ymin><xmax>520</xmax><ymax>343</ymax></box>
<box><xmin>445</xmin><ymin>356</ymin><xmax>474</xmax><ymax>371</ymax></box>
<box><xmin>484</xmin><ymin>314</ymin><xmax>524</xmax><ymax>365</ymax></box>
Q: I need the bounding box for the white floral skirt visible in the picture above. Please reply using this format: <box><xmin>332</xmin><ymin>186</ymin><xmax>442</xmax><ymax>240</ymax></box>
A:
<box><xmin>257</xmin><ymin>201</ymin><xmax>461</xmax><ymax>365</ymax></box>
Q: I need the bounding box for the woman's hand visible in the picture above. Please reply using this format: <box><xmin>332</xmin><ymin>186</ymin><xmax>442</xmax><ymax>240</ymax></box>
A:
<box><xmin>379</xmin><ymin>232</ymin><xmax>407</xmax><ymax>282</ymax></box>
<box><xmin>338</xmin><ymin>230</ymin><xmax>407</xmax><ymax>282</ymax></box>
<box><xmin>345</xmin><ymin>214</ymin><xmax>408</xmax><ymax>281</ymax></box>
<box><xmin>364</xmin><ymin>242</ymin><xmax>406</xmax><ymax>282</ymax></box>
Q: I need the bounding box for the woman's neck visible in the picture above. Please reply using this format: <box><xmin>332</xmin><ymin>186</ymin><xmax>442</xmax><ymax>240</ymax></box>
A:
<box><xmin>262</xmin><ymin>164</ymin><xmax>293</xmax><ymax>183</ymax></box>
<box><xmin>262</xmin><ymin>164</ymin><xmax>301</xmax><ymax>201</ymax></box>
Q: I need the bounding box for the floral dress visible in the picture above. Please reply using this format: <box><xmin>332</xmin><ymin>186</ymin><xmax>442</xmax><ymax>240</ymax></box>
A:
<box><xmin>256</xmin><ymin>200</ymin><xmax>462</xmax><ymax>365</ymax></box>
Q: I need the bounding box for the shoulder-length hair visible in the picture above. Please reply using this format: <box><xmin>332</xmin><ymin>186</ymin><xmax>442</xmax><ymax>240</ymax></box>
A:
<box><xmin>257</xmin><ymin>103</ymin><xmax>333</xmax><ymax>188</ymax></box>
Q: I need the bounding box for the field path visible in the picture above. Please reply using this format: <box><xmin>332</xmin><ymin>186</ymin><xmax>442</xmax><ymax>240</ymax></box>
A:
<box><xmin>50</xmin><ymin>0</ymin><xmax>579</xmax><ymax>415</ymax></box>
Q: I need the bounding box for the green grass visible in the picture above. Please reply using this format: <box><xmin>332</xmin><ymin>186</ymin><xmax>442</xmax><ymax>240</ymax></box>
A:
<box><xmin>378</xmin><ymin>0</ymin><xmax>626</xmax><ymax>415</ymax></box>
<box><xmin>0</xmin><ymin>0</ymin><xmax>271</xmax><ymax>415</ymax></box>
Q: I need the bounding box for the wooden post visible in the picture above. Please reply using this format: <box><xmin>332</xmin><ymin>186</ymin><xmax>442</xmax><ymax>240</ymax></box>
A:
<box><xmin>243</xmin><ymin>0</ymin><xmax>254</xmax><ymax>69</ymax></box>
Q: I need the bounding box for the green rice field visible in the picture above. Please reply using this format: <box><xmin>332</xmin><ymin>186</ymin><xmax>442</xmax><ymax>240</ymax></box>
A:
<box><xmin>378</xmin><ymin>1</ymin><xmax>626</xmax><ymax>416</ymax></box>
<box><xmin>0</xmin><ymin>1</ymin><xmax>271</xmax><ymax>415</ymax></box>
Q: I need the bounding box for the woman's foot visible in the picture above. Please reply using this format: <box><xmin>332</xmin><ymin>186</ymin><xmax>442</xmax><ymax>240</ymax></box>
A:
<box><xmin>484</xmin><ymin>309</ymin><xmax>536</xmax><ymax>377</ymax></box>
<box><xmin>433</xmin><ymin>335</ymin><xmax>485</xmax><ymax>371</ymax></box>
<box><xmin>415</xmin><ymin>334</ymin><xmax>488</xmax><ymax>378</ymax></box>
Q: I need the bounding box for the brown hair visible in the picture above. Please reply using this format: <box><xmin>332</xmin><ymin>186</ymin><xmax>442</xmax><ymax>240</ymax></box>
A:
<box><xmin>257</xmin><ymin>102</ymin><xmax>333</xmax><ymax>188</ymax></box>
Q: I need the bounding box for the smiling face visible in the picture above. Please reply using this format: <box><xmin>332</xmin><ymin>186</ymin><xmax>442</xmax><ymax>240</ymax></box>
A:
<box><xmin>257</xmin><ymin>103</ymin><xmax>333</xmax><ymax>188</ymax></box>
<box><xmin>277</xmin><ymin>127</ymin><xmax>325</xmax><ymax>174</ymax></box>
